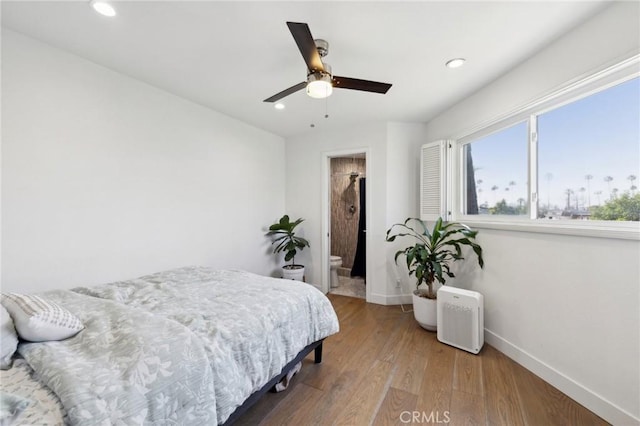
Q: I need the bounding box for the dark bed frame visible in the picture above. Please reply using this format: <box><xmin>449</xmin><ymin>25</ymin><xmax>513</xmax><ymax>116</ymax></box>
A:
<box><xmin>221</xmin><ymin>339</ymin><xmax>324</xmax><ymax>425</ymax></box>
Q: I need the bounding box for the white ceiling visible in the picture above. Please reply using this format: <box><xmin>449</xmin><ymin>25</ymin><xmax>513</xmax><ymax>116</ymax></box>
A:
<box><xmin>1</xmin><ymin>1</ymin><xmax>610</xmax><ymax>138</ymax></box>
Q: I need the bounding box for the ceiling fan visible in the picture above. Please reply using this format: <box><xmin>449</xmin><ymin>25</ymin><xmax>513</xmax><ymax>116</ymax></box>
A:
<box><xmin>264</xmin><ymin>22</ymin><xmax>392</xmax><ymax>103</ymax></box>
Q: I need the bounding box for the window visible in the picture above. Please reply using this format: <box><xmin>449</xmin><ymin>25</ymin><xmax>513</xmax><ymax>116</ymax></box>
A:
<box><xmin>537</xmin><ymin>77</ymin><xmax>639</xmax><ymax>221</ymax></box>
<box><xmin>462</xmin><ymin>122</ymin><xmax>529</xmax><ymax>217</ymax></box>
<box><xmin>426</xmin><ymin>57</ymin><xmax>640</xmax><ymax>238</ymax></box>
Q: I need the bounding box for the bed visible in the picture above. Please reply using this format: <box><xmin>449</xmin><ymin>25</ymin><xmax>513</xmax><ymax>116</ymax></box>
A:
<box><xmin>0</xmin><ymin>266</ymin><xmax>340</xmax><ymax>425</ymax></box>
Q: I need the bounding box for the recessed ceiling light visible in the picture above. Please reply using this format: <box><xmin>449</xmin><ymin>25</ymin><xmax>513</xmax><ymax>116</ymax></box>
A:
<box><xmin>274</xmin><ymin>103</ymin><xmax>285</xmax><ymax>110</ymax></box>
<box><xmin>445</xmin><ymin>58</ymin><xmax>466</xmax><ymax>69</ymax></box>
<box><xmin>90</xmin><ymin>0</ymin><xmax>116</xmax><ymax>17</ymax></box>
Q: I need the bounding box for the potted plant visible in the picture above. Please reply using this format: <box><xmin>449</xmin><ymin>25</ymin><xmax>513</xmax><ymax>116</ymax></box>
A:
<box><xmin>386</xmin><ymin>217</ymin><xmax>484</xmax><ymax>331</ymax></box>
<box><xmin>267</xmin><ymin>215</ymin><xmax>310</xmax><ymax>281</ymax></box>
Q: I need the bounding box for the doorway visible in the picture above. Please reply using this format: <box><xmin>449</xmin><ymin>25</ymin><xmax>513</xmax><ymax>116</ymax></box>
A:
<box><xmin>321</xmin><ymin>149</ymin><xmax>370</xmax><ymax>300</ymax></box>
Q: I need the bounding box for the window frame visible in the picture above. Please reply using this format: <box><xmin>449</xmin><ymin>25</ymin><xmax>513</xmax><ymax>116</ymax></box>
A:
<box><xmin>449</xmin><ymin>55</ymin><xmax>640</xmax><ymax>241</ymax></box>
<box><xmin>458</xmin><ymin>119</ymin><xmax>532</xmax><ymax>219</ymax></box>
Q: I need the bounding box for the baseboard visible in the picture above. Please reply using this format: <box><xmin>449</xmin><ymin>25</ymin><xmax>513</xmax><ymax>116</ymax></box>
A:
<box><xmin>368</xmin><ymin>292</ymin><xmax>412</xmax><ymax>305</ymax></box>
<box><xmin>485</xmin><ymin>329</ymin><xmax>639</xmax><ymax>425</ymax></box>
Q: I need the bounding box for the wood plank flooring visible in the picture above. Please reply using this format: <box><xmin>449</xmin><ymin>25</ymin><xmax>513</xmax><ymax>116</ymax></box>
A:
<box><xmin>236</xmin><ymin>294</ymin><xmax>608</xmax><ymax>426</ymax></box>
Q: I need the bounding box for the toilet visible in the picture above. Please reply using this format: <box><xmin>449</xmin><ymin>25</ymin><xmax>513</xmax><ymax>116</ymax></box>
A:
<box><xmin>330</xmin><ymin>256</ymin><xmax>342</xmax><ymax>288</ymax></box>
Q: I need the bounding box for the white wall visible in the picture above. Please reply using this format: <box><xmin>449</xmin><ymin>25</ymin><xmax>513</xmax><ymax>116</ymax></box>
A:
<box><xmin>285</xmin><ymin>123</ymin><xmax>386</xmax><ymax>299</ymax></box>
<box><xmin>385</xmin><ymin>123</ymin><xmax>427</xmax><ymax>299</ymax></box>
<box><xmin>284</xmin><ymin>122</ymin><xmax>428</xmax><ymax>303</ymax></box>
<box><xmin>1</xmin><ymin>30</ymin><xmax>286</xmax><ymax>292</ymax></box>
<box><xmin>425</xmin><ymin>2</ymin><xmax>640</xmax><ymax>424</ymax></box>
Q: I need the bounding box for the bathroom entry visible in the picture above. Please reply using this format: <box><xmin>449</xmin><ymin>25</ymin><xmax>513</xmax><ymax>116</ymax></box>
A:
<box><xmin>328</xmin><ymin>155</ymin><xmax>366</xmax><ymax>299</ymax></box>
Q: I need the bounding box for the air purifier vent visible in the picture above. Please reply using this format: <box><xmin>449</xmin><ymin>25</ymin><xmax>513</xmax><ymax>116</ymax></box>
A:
<box><xmin>437</xmin><ymin>287</ymin><xmax>484</xmax><ymax>354</ymax></box>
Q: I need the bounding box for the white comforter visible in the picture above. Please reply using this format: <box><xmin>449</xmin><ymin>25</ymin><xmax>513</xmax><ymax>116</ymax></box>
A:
<box><xmin>71</xmin><ymin>267</ymin><xmax>340</xmax><ymax>424</ymax></box>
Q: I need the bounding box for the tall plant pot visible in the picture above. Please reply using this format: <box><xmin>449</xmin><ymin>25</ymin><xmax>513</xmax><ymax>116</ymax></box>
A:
<box><xmin>282</xmin><ymin>265</ymin><xmax>305</xmax><ymax>282</ymax></box>
<box><xmin>412</xmin><ymin>290</ymin><xmax>437</xmax><ymax>331</ymax></box>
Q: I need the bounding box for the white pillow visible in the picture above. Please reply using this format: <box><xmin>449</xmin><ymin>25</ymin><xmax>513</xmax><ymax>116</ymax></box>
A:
<box><xmin>0</xmin><ymin>305</ymin><xmax>18</xmax><ymax>369</ymax></box>
<box><xmin>0</xmin><ymin>294</ymin><xmax>84</xmax><ymax>342</ymax></box>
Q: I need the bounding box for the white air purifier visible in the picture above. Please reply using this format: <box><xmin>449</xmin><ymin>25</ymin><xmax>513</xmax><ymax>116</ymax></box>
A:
<box><xmin>437</xmin><ymin>286</ymin><xmax>484</xmax><ymax>354</ymax></box>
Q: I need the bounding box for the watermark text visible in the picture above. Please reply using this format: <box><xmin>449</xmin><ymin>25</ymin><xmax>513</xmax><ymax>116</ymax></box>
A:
<box><xmin>399</xmin><ymin>410</ymin><xmax>450</xmax><ymax>424</ymax></box>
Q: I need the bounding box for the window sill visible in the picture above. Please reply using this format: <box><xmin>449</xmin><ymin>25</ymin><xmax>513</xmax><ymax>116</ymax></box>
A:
<box><xmin>456</xmin><ymin>218</ymin><xmax>640</xmax><ymax>241</ymax></box>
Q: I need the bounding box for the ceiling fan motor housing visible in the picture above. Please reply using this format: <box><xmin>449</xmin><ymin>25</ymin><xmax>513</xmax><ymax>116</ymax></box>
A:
<box><xmin>307</xmin><ymin>70</ymin><xmax>332</xmax><ymax>84</ymax></box>
<box><xmin>308</xmin><ymin>62</ymin><xmax>331</xmax><ymax>79</ymax></box>
<box><xmin>314</xmin><ymin>39</ymin><xmax>329</xmax><ymax>57</ymax></box>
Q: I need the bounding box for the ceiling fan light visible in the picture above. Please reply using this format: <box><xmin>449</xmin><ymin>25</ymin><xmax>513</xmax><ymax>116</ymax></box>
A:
<box><xmin>90</xmin><ymin>0</ymin><xmax>116</xmax><ymax>17</ymax></box>
<box><xmin>307</xmin><ymin>73</ymin><xmax>333</xmax><ymax>99</ymax></box>
<box><xmin>307</xmin><ymin>80</ymin><xmax>332</xmax><ymax>98</ymax></box>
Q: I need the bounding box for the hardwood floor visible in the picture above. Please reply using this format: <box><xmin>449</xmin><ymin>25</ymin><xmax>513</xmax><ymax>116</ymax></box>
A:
<box><xmin>236</xmin><ymin>294</ymin><xmax>608</xmax><ymax>426</ymax></box>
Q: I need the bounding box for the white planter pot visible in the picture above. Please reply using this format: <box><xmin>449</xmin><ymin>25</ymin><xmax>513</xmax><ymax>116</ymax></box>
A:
<box><xmin>282</xmin><ymin>265</ymin><xmax>305</xmax><ymax>282</ymax></box>
<box><xmin>412</xmin><ymin>290</ymin><xmax>437</xmax><ymax>331</ymax></box>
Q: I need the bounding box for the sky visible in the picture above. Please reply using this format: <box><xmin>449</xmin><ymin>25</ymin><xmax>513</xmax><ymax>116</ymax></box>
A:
<box><xmin>468</xmin><ymin>76</ymin><xmax>639</xmax><ymax>213</ymax></box>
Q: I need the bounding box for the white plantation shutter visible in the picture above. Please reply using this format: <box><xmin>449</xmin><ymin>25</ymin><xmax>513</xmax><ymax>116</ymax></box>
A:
<box><xmin>421</xmin><ymin>140</ymin><xmax>449</xmax><ymax>221</ymax></box>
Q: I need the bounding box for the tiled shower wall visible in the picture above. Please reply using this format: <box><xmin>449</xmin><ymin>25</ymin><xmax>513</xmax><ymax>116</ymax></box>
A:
<box><xmin>330</xmin><ymin>157</ymin><xmax>366</xmax><ymax>275</ymax></box>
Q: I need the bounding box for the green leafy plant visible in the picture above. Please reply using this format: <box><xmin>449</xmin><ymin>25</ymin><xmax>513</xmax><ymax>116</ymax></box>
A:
<box><xmin>386</xmin><ymin>217</ymin><xmax>484</xmax><ymax>299</ymax></box>
<box><xmin>267</xmin><ymin>215</ymin><xmax>310</xmax><ymax>268</ymax></box>
<box><xmin>590</xmin><ymin>192</ymin><xmax>640</xmax><ymax>221</ymax></box>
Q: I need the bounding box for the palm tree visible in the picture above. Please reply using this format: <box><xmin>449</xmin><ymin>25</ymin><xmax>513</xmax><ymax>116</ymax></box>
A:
<box><xmin>604</xmin><ymin>176</ymin><xmax>613</xmax><ymax>198</ymax></box>
<box><xmin>491</xmin><ymin>185</ymin><xmax>499</xmax><ymax>204</ymax></box>
<box><xmin>628</xmin><ymin>175</ymin><xmax>637</xmax><ymax>192</ymax></box>
<box><xmin>565</xmin><ymin>189</ymin><xmax>573</xmax><ymax>210</ymax></box>
<box><xmin>612</xmin><ymin>188</ymin><xmax>619</xmax><ymax>198</ymax></box>
<box><xmin>594</xmin><ymin>190</ymin><xmax>602</xmax><ymax>205</ymax></box>
<box><xmin>585</xmin><ymin>174</ymin><xmax>593</xmax><ymax>207</ymax></box>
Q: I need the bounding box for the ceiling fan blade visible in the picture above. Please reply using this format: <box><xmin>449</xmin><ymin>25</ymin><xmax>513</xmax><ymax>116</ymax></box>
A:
<box><xmin>286</xmin><ymin>22</ymin><xmax>325</xmax><ymax>73</ymax></box>
<box><xmin>332</xmin><ymin>76</ymin><xmax>392</xmax><ymax>94</ymax></box>
<box><xmin>263</xmin><ymin>81</ymin><xmax>307</xmax><ymax>103</ymax></box>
